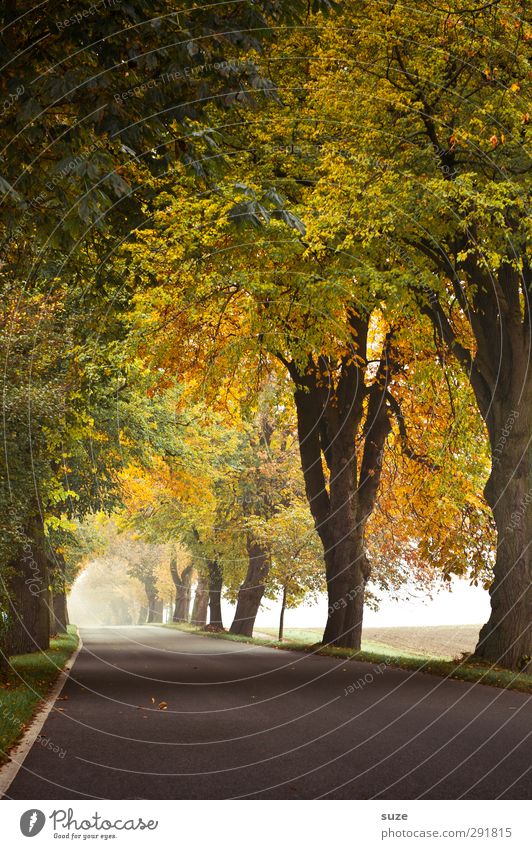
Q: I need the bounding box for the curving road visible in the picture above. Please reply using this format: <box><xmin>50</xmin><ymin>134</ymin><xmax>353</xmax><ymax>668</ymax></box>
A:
<box><xmin>4</xmin><ymin>625</ymin><xmax>531</xmax><ymax>799</ymax></box>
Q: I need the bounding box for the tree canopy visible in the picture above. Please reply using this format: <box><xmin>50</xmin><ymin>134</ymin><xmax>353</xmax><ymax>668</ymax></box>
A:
<box><xmin>0</xmin><ymin>0</ymin><xmax>529</xmax><ymax>672</ymax></box>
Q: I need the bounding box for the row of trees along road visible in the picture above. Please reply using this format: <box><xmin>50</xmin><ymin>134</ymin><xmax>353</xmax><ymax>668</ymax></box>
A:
<box><xmin>0</xmin><ymin>1</ymin><xmax>529</xmax><ymax>672</ymax></box>
<box><xmin>0</xmin><ymin>0</ymin><xmax>335</xmax><ymax>663</ymax></box>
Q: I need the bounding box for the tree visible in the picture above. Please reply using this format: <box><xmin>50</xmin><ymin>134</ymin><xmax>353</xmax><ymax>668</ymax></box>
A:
<box><xmin>248</xmin><ymin>498</ymin><xmax>324</xmax><ymax>639</ymax></box>
<box><xmin>124</xmin><ymin>167</ymin><xmax>425</xmax><ymax>649</ymax></box>
<box><xmin>302</xmin><ymin>0</ymin><xmax>530</xmax><ymax>670</ymax></box>
<box><xmin>0</xmin><ymin>0</ymin><xmax>335</xmax><ymax>657</ymax></box>
<box><xmin>126</xmin><ymin>548</ymin><xmax>164</xmax><ymax>623</ymax></box>
<box><xmin>169</xmin><ymin>546</ymin><xmax>193</xmax><ymax>623</ymax></box>
<box><xmin>118</xmin><ymin>394</ymin><xmax>246</xmax><ymax>631</ymax></box>
<box><xmin>190</xmin><ymin>574</ymin><xmax>209</xmax><ymax>627</ymax></box>
<box><xmin>223</xmin><ymin>384</ymin><xmax>303</xmax><ymax>637</ymax></box>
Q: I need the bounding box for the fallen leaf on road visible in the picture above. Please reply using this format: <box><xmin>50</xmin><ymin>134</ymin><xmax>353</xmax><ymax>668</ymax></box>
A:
<box><xmin>57</xmin><ymin>696</ymin><xmax>69</xmax><ymax>700</ymax></box>
<box><xmin>151</xmin><ymin>697</ymin><xmax>155</xmax><ymax>704</ymax></box>
<box><xmin>159</xmin><ymin>701</ymin><xmax>168</xmax><ymax>710</ymax></box>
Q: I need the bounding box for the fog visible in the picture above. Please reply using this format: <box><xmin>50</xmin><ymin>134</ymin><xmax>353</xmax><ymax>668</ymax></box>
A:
<box><xmin>69</xmin><ymin>555</ymin><xmax>489</xmax><ymax>631</ymax></box>
<box><xmin>68</xmin><ymin>557</ymin><xmax>161</xmax><ymax>626</ymax></box>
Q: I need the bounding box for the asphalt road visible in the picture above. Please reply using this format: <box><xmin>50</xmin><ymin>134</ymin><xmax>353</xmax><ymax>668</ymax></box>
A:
<box><xmin>5</xmin><ymin>626</ymin><xmax>531</xmax><ymax>799</ymax></box>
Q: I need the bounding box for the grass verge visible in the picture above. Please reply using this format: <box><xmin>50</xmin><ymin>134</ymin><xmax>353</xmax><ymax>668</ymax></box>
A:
<box><xmin>0</xmin><ymin>626</ymin><xmax>79</xmax><ymax>764</ymax></box>
<box><xmin>161</xmin><ymin>622</ymin><xmax>532</xmax><ymax>694</ymax></box>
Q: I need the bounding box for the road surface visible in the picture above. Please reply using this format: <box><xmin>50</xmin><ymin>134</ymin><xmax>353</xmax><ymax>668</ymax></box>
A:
<box><xmin>4</xmin><ymin>626</ymin><xmax>531</xmax><ymax>799</ymax></box>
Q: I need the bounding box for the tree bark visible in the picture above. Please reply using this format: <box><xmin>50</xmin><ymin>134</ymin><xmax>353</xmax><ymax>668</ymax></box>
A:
<box><xmin>52</xmin><ymin>590</ymin><xmax>69</xmax><ymax>634</ymax></box>
<box><xmin>207</xmin><ymin>560</ymin><xmax>224</xmax><ymax>629</ymax></box>
<box><xmin>278</xmin><ymin>584</ymin><xmax>287</xmax><ymax>641</ymax></box>
<box><xmin>50</xmin><ymin>551</ymin><xmax>69</xmax><ymax>635</ymax></box>
<box><xmin>191</xmin><ymin>575</ymin><xmax>209</xmax><ymax>626</ymax></box>
<box><xmin>229</xmin><ymin>540</ymin><xmax>270</xmax><ymax>636</ymax></box>
<box><xmin>284</xmin><ymin>319</ymin><xmax>393</xmax><ymax>650</ymax></box>
<box><xmin>170</xmin><ymin>557</ymin><xmax>193</xmax><ymax>622</ymax></box>
<box><xmin>421</xmin><ymin>260</ymin><xmax>531</xmax><ymax>671</ymax></box>
<box><xmin>0</xmin><ymin>650</ymin><xmax>8</xmax><ymax>682</ymax></box>
<box><xmin>293</xmin><ymin>373</ymin><xmax>371</xmax><ymax>649</ymax></box>
<box><xmin>7</xmin><ymin>516</ymin><xmax>51</xmax><ymax>654</ymax></box>
<box><xmin>146</xmin><ymin>591</ymin><xmax>163</xmax><ymax>623</ymax></box>
<box><xmin>152</xmin><ymin>596</ymin><xmax>164</xmax><ymax>622</ymax></box>
<box><xmin>474</xmin><ymin>403</ymin><xmax>532</xmax><ymax>671</ymax></box>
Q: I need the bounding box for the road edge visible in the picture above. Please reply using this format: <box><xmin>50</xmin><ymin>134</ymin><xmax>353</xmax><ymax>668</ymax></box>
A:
<box><xmin>158</xmin><ymin>624</ymin><xmax>532</xmax><ymax>694</ymax></box>
<box><xmin>0</xmin><ymin>626</ymin><xmax>83</xmax><ymax>799</ymax></box>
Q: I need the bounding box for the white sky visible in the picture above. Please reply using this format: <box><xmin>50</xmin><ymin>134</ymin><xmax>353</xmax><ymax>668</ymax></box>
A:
<box><xmin>238</xmin><ymin>576</ymin><xmax>490</xmax><ymax>631</ymax></box>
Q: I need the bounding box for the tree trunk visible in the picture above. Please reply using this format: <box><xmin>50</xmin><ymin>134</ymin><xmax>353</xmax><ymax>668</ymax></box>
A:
<box><xmin>52</xmin><ymin>590</ymin><xmax>69</xmax><ymax>634</ymax></box>
<box><xmin>207</xmin><ymin>560</ymin><xmax>224</xmax><ymax>629</ymax></box>
<box><xmin>152</xmin><ymin>596</ymin><xmax>164</xmax><ymax>623</ymax></box>
<box><xmin>278</xmin><ymin>584</ymin><xmax>287</xmax><ymax>641</ymax></box>
<box><xmin>291</xmin><ymin>361</ymin><xmax>367</xmax><ymax>650</ymax></box>
<box><xmin>146</xmin><ymin>591</ymin><xmax>162</xmax><ymax>623</ymax></box>
<box><xmin>286</xmin><ymin>322</ymin><xmax>392</xmax><ymax>651</ymax></box>
<box><xmin>7</xmin><ymin>517</ymin><xmax>51</xmax><ymax>654</ymax></box>
<box><xmin>191</xmin><ymin>575</ymin><xmax>209</xmax><ymax>626</ymax></box>
<box><xmin>170</xmin><ymin>558</ymin><xmax>193</xmax><ymax>622</ymax></box>
<box><xmin>420</xmin><ymin>258</ymin><xmax>531</xmax><ymax>671</ymax></box>
<box><xmin>474</xmin><ymin>403</ymin><xmax>532</xmax><ymax>672</ymax></box>
<box><xmin>0</xmin><ymin>650</ymin><xmax>8</xmax><ymax>682</ymax></box>
<box><xmin>229</xmin><ymin>541</ymin><xmax>270</xmax><ymax>636</ymax></box>
<box><xmin>50</xmin><ymin>551</ymin><xmax>69</xmax><ymax>635</ymax></box>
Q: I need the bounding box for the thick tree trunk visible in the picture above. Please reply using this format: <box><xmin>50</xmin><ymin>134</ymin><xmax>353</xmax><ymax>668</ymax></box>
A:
<box><xmin>474</xmin><ymin>406</ymin><xmax>532</xmax><ymax>672</ymax></box>
<box><xmin>292</xmin><ymin>361</ymin><xmax>369</xmax><ymax>650</ymax></box>
<box><xmin>322</xmin><ymin>548</ymin><xmax>368</xmax><ymax>649</ymax></box>
<box><xmin>292</xmin><ymin>377</ymin><xmax>365</xmax><ymax>650</ymax></box>
<box><xmin>146</xmin><ymin>596</ymin><xmax>155</xmax><ymax>623</ymax></box>
<box><xmin>173</xmin><ymin>591</ymin><xmax>187</xmax><ymax>622</ymax></box>
<box><xmin>170</xmin><ymin>559</ymin><xmax>193</xmax><ymax>622</ymax></box>
<box><xmin>52</xmin><ymin>590</ymin><xmax>69</xmax><ymax>634</ymax></box>
<box><xmin>207</xmin><ymin>560</ymin><xmax>224</xmax><ymax>629</ymax></box>
<box><xmin>50</xmin><ymin>551</ymin><xmax>69</xmax><ymax>635</ymax></box>
<box><xmin>321</xmin><ymin>478</ymin><xmax>368</xmax><ymax>649</ymax></box>
<box><xmin>323</xmin><ymin>372</ymin><xmax>391</xmax><ymax>649</ymax></box>
<box><xmin>288</xmin><ymin>324</ymin><xmax>392</xmax><ymax>651</ymax></box>
<box><xmin>7</xmin><ymin>517</ymin><xmax>51</xmax><ymax>654</ymax></box>
<box><xmin>191</xmin><ymin>575</ymin><xmax>209</xmax><ymax>626</ymax></box>
<box><xmin>421</xmin><ymin>258</ymin><xmax>531</xmax><ymax>671</ymax></box>
<box><xmin>229</xmin><ymin>541</ymin><xmax>270</xmax><ymax>636</ymax></box>
<box><xmin>152</xmin><ymin>597</ymin><xmax>164</xmax><ymax>623</ymax></box>
<box><xmin>146</xmin><ymin>591</ymin><xmax>163</xmax><ymax>623</ymax></box>
<box><xmin>0</xmin><ymin>650</ymin><xmax>8</xmax><ymax>682</ymax></box>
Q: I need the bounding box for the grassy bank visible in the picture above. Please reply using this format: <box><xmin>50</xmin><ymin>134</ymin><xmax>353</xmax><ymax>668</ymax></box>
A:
<box><xmin>161</xmin><ymin>622</ymin><xmax>532</xmax><ymax>694</ymax></box>
<box><xmin>0</xmin><ymin>626</ymin><xmax>79</xmax><ymax>763</ymax></box>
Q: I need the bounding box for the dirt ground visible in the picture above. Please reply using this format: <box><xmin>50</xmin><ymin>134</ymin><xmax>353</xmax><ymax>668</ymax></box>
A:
<box><xmin>361</xmin><ymin>624</ymin><xmax>481</xmax><ymax>659</ymax></box>
<box><xmin>256</xmin><ymin>624</ymin><xmax>482</xmax><ymax>659</ymax></box>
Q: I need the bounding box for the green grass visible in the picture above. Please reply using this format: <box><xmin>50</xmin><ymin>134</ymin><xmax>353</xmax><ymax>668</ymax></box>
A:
<box><xmin>161</xmin><ymin>622</ymin><xmax>532</xmax><ymax>694</ymax></box>
<box><xmin>0</xmin><ymin>626</ymin><xmax>79</xmax><ymax>763</ymax></box>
